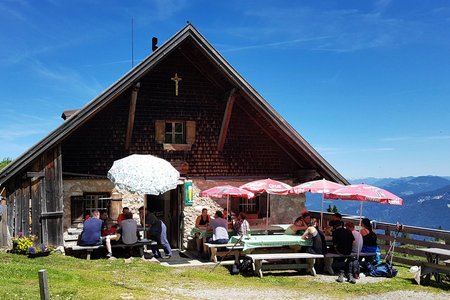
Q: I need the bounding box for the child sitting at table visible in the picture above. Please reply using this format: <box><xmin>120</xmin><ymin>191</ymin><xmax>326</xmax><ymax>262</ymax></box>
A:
<box><xmin>233</xmin><ymin>212</ymin><xmax>250</xmax><ymax>237</ymax></box>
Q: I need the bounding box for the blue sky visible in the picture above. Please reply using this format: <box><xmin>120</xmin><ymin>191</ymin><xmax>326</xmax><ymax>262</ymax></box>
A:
<box><xmin>0</xmin><ymin>0</ymin><xmax>449</xmax><ymax>179</ymax></box>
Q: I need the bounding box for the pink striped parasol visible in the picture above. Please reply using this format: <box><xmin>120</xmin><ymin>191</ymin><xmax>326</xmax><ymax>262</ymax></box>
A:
<box><xmin>324</xmin><ymin>183</ymin><xmax>403</xmax><ymax>226</ymax></box>
<box><xmin>290</xmin><ymin>179</ymin><xmax>345</xmax><ymax>227</ymax></box>
<box><xmin>199</xmin><ymin>185</ymin><xmax>255</xmax><ymax>214</ymax></box>
<box><xmin>324</xmin><ymin>183</ymin><xmax>403</xmax><ymax>205</ymax></box>
<box><xmin>240</xmin><ymin>178</ymin><xmax>292</xmax><ymax>231</ymax></box>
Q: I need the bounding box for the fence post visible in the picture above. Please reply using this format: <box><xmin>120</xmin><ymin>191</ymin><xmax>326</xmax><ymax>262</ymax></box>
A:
<box><xmin>38</xmin><ymin>269</ymin><xmax>49</xmax><ymax>300</ymax></box>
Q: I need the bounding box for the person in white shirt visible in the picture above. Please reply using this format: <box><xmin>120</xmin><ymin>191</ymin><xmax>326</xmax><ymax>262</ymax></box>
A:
<box><xmin>207</xmin><ymin>210</ymin><xmax>228</xmax><ymax>244</ymax></box>
<box><xmin>345</xmin><ymin>222</ymin><xmax>363</xmax><ymax>253</ymax></box>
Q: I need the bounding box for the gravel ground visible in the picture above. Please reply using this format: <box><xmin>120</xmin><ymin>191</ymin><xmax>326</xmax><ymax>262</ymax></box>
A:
<box><xmin>166</xmin><ymin>287</ymin><xmax>450</xmax><ymax>300</ymax></box>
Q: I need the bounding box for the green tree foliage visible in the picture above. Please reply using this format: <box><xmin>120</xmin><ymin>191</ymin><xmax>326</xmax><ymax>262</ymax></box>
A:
<box><xmin>0</xmin><ymin>158</ymin><xmax>12</xmax><ymax>171</ymax></box>
<box><xmin>326</xmin><ymin>204</ymin><xmax>339</xmax><ymax>213</ymax></box>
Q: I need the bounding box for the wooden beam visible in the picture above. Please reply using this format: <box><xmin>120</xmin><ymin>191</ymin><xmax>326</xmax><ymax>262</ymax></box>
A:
<box><xmin>236</xmin><ymin>101</ymin><xmax>305</xmax><ymax>168</ymax></box>
<box><xmin>125</xmin><ymin>82</ymin><xmax>140</xmax><ymax>151</ymax></box>
<box><xmin>217</xmin><ymin>89</ymin><xmax>237</xmax><ymax>151</ymax></box>
<box><xmin>26</xmin><ymin>172</ymin><xmax>45</xmax><ymax>178</ymax></box>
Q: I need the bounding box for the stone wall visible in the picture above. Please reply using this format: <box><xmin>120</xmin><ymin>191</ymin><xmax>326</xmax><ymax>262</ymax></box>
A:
<box><xmin>63</xmin><ymin>179</ymin><xmax>114</xmax><ymax>230</ymax></box>
<box><xmin>182</xmin><ymin>179</ymin><xmax>307</xmax><ymax>249</ymax></box>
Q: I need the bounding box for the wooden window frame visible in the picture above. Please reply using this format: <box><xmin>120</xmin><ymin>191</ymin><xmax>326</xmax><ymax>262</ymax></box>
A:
<box><xmin>155</xmin><ymin>120</ymin><xmax>196</xmax><ymax>151</ymax></box>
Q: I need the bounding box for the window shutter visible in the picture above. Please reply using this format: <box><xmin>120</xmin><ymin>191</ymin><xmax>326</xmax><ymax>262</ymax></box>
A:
<box><xmin>186</xmin><ymin>121</ymin><xmax>196</xmax><ymax>144</ymax></box>
<box><xmin>155</xmin><ymin>120</ymin><xmax>165</xmax><ymax>144</ymax></box>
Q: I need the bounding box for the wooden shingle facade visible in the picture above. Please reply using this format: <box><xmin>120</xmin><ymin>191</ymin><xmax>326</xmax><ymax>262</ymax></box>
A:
<box><xmin>0</xmin><ymin>24</ymin><xmax>348</xmax><ymax>248</ymax></box>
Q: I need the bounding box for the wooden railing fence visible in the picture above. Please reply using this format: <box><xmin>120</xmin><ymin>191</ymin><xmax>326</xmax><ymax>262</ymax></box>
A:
<box><xmin>309</xmin><ymin>211</ymin><xmax>450</xmax><ymax>266</ymax></box>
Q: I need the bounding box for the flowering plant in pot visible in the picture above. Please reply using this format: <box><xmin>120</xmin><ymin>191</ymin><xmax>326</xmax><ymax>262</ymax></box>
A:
<box><xmin>10</xmin><ymin>232</ymin><xmax>52</xmax><ymax>257</ymax></box>
<box><xmin>27</xmin><ymin>245</ymin><xmax>51</xmax><ymax>258</ymax></box>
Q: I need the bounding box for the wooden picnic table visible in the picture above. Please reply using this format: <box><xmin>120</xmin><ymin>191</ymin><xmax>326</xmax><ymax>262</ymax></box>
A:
<box><xmin>417</xmin><ymin>247</ymin><xmax>450</xmax><ymax>284</ymax></box>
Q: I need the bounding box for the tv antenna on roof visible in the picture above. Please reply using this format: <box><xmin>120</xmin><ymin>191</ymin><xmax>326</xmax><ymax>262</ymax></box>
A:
<box><xmin>131</xmin><ymin>17</ymin><xmax>134</xmax><ymax>68</ymax></box>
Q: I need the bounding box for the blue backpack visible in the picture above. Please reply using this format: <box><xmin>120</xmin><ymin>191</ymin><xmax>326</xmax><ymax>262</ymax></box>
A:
<box><xmin>367</xmin><ymin>262</ymin><xmax>398</xmax><ymax>278</ymax></box>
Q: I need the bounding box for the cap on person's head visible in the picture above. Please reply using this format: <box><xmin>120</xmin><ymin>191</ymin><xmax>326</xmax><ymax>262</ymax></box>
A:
<box><xmin>334</xmin><ymin>213</ymin><xmax>342</xmax><ymax>219</ymax></box>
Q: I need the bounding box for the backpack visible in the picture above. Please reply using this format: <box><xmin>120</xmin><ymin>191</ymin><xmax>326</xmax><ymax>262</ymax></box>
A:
<box><xmin>238</xmin><ymin>256</ymin><xmax>254</xmax><ymax>275</ymax></box>
<box><xmin>367</xmin><ymin>262</ymin><xmax>398</xmax><ymax>278</ymax></box>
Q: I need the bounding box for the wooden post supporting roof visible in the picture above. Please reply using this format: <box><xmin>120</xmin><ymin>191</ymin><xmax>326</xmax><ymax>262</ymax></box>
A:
<box><xmin>125</xmin><ymin>82</ymin><xmax>140</xmax><ymax>151</ymax></box>
<box><xmin>217</xmin><ymin>88</ymin><xmax>237</xmax><ymax>152</ymax></box>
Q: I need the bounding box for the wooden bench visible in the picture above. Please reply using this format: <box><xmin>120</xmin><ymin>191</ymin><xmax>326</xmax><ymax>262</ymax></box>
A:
<box><xmin>204</xmin><ymin>243</ymin><xmax>243</xmax><ymax>263</ymax></box>
<box><xmin>419</xmin><ymin>261</ymin><xmax>450</xmax><ymax>285</ymax></box>
<box><xmin>246</xmin><ymin>253</ymin><xmax>324</xmax><ymax>278</ymax></box>
<box><xmin>324</xmin><ymin>252</ymin><xmax>376</xmax><ymax>275</ymax></box>
<box><xmin>71</xmin><ymin>239</ymin><xmax>156</xmax><ymax>260</ymax></box>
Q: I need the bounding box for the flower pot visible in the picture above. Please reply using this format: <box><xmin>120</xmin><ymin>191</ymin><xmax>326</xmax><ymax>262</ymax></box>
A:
<box><xmin>27</xmin><ymin>251</ymin><xmax>51</xmax><ymax>258</ymax></box>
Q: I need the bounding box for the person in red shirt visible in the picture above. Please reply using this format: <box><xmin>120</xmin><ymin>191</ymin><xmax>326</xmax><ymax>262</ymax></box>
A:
<box><xmin>117</xmin><ymin>207</ymin><xmax>130</xmax><ymax>224</ymax></box>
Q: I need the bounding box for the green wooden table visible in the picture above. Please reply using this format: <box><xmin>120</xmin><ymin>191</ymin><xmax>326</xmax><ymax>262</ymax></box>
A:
<box><xmin>229</xmin><ymin>234</ymin><xmax>312</xmax><ymax>251</ymax></box>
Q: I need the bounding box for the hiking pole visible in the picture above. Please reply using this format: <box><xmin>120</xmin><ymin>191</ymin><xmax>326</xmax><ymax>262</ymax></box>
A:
<box><xmin>387</xmin><ymin>222</ymin><xmax>403</xmax><ymax>267</ymax></box>
<box><xmin>210</xmin><ymin>235</ymin><xmax>244</xmax><ymax>272</ymax></box>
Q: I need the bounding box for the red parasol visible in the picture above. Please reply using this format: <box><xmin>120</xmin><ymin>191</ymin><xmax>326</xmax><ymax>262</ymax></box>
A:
<box><xmin>199</xmin><ymin>185</ymin><xmax>255</xmax><ymax>214</ymax></box>
<box><xmin>240</xmin><ymin>178</ymin><xmax>292</xmax><ymax>231</ymax></box>
<box><xmin>290</xmin><ymin>179</ymin><xmax>345</xmax><ymax>227</ymax></box>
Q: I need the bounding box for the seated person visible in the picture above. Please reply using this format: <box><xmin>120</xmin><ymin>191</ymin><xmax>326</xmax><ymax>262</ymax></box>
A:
<box><xmin>233</xmin><ymin>212</ymin><xmax>250</xmax><ymax>237</ymax></box>
<box><xmin>330</xmin><ymin>221</ymin><xmax>355</xmax><ymax>284</ymax></box>
<box><xmin>195</xmin><ymin>208</ymin><xmax>211</xmax><ymax>228</ymax></box>
<box><xmin>328</xmin><ymin>212</ymin><xmax>342</xmax><ymax>233</ymax></box>
<box><xmin>119</xmin><ymin>211</ymin><xmax>139</xmax><ymax>258</ymax></box>
<box><xmin>360</xmin><ymin>218</ymin><xmax>380</xmax><ymax>262</ymax></box>
<box><xmin>117</xmin><ymin>207</ymin><xmax>130</xmax><ymax>224</ymax></box>
<box><xmin>79</xmin><ymin>210</ymin><xmax>115</xmax><ymax>258</ymax></box>
<box><xmin>223</xmin><ymin>208</ymin><xmax>232</xmax><ymax>222</ymax></box>
<box><xmin>301</xmin><ymin>218</ymin><xmax>326</xmax><ymax>254</ymax></box>
<box><xmin>345</xmin><ymin>222</ymin><xmax>363</xmax><ymax>254</ymax></box>
<box><xmin>194</xmin><ymin>208</ymin><xmax>211</xmax><ymax>256</ymax></box>
<box><xmin>102</xmin><ymin>218</ymin><xmax>118</xmax><ymax>236</ymax></box>
<box><xmin>120</xmin><ymin>212</ymin><xmax>139</xmax><ymax>245</ymax></box>
<box><xmin>330</xmin><ymin>221</ymin><xmax>354</xmax><ymax>255</ymax></box>
<box><xmin>102</xmin><ymin>218</ymin><xmax>121</xmax><ymax>246</ymax></box>
<box><xmin>345</xmin><ymin>222</ymin><xmax>363</xmax><ymax>279</ymax></box>
<box><xmin>285</xmin><ymin>216</ymin><xmax>308</xmax><ymax>235</ymax></box>
<box><xmin>206</xmin><ymin>210</ymin><xmax>229</xmax><ymax>244</ymax></box>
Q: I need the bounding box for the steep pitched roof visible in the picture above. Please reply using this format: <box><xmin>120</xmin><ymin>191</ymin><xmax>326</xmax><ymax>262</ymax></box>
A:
<box><xmin>0</xmin><ymin>24</ymin><xmax>348</xmax><ymax>185</ymax></box>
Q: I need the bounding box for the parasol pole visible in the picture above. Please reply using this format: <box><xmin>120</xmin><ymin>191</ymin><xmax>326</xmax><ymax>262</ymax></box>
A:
<box><xmin>320</xmin><ymin>178</ymin><xmax>325</xmax><ymax>229</ymax></box>
<box><xmin>357</xmin><ymin>201</ymin><xmax>364</xmax><ymax>261</ymax></box>
<box><xmin>226</xmin><ymin>194</ymin><xmax>229</xmax><ymax>217</ymax></box>
<box><xmin>359</xmin><ymin>201</ymin><xmax>363</xmax><ymax>228</ymax></box>
<box><xmin>266</xmin><ymin>193</ymin><xmax>270</xmax><ymax>233</ymax></box>
<box><xmin>321</xmin><ymin>194</ymin><xmax>325</xmax><ymax>229</ymax></box>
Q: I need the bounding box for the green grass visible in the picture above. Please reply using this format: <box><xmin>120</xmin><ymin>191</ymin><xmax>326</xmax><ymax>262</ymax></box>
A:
<box><xmin>0</xmin><ymin>251</ymin><xmax>448</xmax><ymax>299</ymax></box>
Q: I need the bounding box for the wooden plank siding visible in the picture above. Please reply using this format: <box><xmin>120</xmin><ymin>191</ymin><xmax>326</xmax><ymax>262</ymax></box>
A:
<box><xmin>5</xmin><ymin>146</ymin><xmax>63</xmax><ymax>246</ymax></box>
<box><xmin>60</xmin><ymin>48</ymin><xmax>302</xmax><ymax>179</ymax></box>
<box><xmin>41</xmin><ymin>146</ymin><xmax>64</xmax><ymax>246</ymax></box>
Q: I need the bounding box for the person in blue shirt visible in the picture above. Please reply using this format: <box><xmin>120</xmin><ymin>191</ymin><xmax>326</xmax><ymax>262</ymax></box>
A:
<box><xmin>79</xmin><ymin>210</ymin><xmax>114</xmax><ymax>258</ymax></box>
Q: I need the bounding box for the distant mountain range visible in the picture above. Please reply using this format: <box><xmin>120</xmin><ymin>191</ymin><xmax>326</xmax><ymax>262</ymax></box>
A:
<box><xmin>305</xmin><ymin>176</ymin><xmax>450</xmax><ymax>230</ymax></box>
